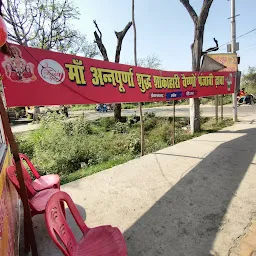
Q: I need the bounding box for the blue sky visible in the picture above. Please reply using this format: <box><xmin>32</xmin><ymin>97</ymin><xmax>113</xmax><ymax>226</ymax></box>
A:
<box><xmin>72</xmin><ymin>0</ymin><xmax>256</xmax><ymax>73</ymax></box>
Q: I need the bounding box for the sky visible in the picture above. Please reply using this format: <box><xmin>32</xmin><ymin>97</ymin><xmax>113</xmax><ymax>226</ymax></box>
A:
<box><xmin>72</xmin><ymin>0</ymin><xmax>256</xmax><ymax>73</ymax></box>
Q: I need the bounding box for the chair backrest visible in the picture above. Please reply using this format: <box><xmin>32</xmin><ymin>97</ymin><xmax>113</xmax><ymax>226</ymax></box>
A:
<box><xmin>7</xmin><ymin>165</ymin><xmax>36</xmax><ymax>198</ymax></box>
<box><xmin>19</xmin><ymin>153</ymin><xmax>40</xmax><ymax>179</ymax></box>
<box><xmin>45</xmin><ymin>191</ymin><xmax>89</xmax><ymax>256</ymax></box>
<box><xmin>12</xmin><ymin>158</ymin><xmax>34</xmax><ymax>184</ymax></box>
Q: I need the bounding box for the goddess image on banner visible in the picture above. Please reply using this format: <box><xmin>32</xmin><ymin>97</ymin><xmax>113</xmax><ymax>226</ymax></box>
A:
<box><xmin>2</xmin><ymin>46</ymin><xmax>36</xmax><ymax>83</ymax></box>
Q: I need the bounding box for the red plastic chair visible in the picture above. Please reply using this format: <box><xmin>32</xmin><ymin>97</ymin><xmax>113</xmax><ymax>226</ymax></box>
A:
<box><xmin>18</xmin><ymin>153</ymin><xmax>60</xmax><ymax>191</ymax></box>
<box><xmin>6</xmin><ymin>165</ymin><xmax>60</xmax><ymax>216</ymax></box>
<box><xmin>45</xmin><ymin>191</ymin><xmax>127</xmax><ymax>256</ymax></box>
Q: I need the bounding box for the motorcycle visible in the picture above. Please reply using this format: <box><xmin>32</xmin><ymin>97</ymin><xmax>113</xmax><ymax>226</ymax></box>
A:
<box><xmin>107</xmin><ymin>104</ymin><xmax>114</xmax><ymax>111</ymax></box>
<box><xmin>95</xmin><ymin>104</ymin><xmax>108</xmax><ymax>112</ymax></box>
<box><xmin>237</xmin><ymin>94</ymin><xmax>255</xmax><ymax>106</ymax></box>
<box><xmin>95</xmin><ymin>103</ymin><xmax>114</xmax><ymax>112</ymax></box>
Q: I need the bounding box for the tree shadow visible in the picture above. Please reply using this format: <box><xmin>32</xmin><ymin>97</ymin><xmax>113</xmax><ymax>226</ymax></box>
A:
<box><xmin>124</xmin><ymin>127</ymin><xmax>256</xmax><ymax>256</ymax></box>
<box><xmin>19</xmin><ymin>204</ymin><xmax>86</xmax><ymax>256</ymax></box>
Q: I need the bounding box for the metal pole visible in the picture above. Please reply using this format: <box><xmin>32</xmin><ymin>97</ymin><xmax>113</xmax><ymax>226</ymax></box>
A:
<box><xmin>132</xmin><ymin>0</ymin><xmax>144</xmax><ymax>156</ymax></box>
<box><xmin>215</xmin><ymin>95</ymin><xmax>218</xmax><ymax>123</ymax></box>
<box><xmin>172</xmin><ymin>100</ymin><xmax>175</xmax><ymax>145</ymax></box>
<box><xmin>231</xmin><ymin>0</ymin><xmax>238</xmax><ymax>122</ymax></box>
<box><xmin>221</xmin><ymin>95</ymin><xmax>224</xmax><ymax>120</ymax></box>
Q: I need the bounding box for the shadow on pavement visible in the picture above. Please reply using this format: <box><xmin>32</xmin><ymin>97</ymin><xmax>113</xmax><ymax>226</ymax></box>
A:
<box><xmin>19</xmin><ymin>204</ymin><xmax>86</xmax><ymax>256</ymax></box>
<box><xmin>124</xmin><ymin>127</ymin><xmax>256</xmax><ymax>256</ymax></box>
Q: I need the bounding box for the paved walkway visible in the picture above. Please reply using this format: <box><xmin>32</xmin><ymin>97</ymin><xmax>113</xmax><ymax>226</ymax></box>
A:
<box><xmin>23</xmin><ymin>113</ymin><xmax>256</xmax><ymax>256</ymax></box>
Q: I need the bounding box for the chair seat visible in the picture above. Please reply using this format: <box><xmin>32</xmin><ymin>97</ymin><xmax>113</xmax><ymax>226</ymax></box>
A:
<box><xmin>32</xmin><ymin>174</ymin><xmax>60</xmax><ymax>191</ymax></box>
<box><xmin>30</xmin><ymin>188</ymin><xmax>59</xmax><ymax>213</ymax></box>
<box><xmin>74</xmin><ymin>226</ymin><xmax>127</xmax><ymax>256</ymax></box>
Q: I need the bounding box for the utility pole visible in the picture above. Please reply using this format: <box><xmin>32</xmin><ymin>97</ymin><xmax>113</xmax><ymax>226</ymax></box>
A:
<box><xmin>230</xmin><ymin>0</ymin><xmax>238</xmax><ymax>122</ymax></box>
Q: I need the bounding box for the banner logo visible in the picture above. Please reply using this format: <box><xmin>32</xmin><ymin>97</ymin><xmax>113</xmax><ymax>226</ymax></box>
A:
<box><xmin>38</xmin><ymin>59</ymin><xmax>65</xmax><ymax>85</ymax></box>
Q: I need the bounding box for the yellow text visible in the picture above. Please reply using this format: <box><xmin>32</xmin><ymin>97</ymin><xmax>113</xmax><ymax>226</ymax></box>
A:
<box><xmin>65</xmin><ymin>59</ymin><xmax>86</xmax><ymax>85</ymax></box>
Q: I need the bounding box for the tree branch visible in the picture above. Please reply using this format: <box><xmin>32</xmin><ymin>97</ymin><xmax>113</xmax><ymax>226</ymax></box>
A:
<box><xmin>202</xmin><ymin>37</ymin><xmax>218</xmax><ymax>55</ymax></box>
<box><xmin>4</xmin><ymin>0</ymin><xmax>23</xmax><ymax>44</ymax></box>
<box><xmin>52</xmin><ymin>0</ymin><xmax>67</xmax><ymax>23</ymax></box>
<box><xmin>115</xmin><ymin>21</ymin><xmax>132</xmax><ymax>63</ymax></box>
<box><xmin>198</xmin><ymin>0</ymin><xmax>214</xmax><ymax>28</ymax></box>
<box><xmin>93</xmin><ymin>20</ymin><xmax>109</xmax><ymax>61</ymax></box>
<box><xmin>180</xmin><ymin>0</ymin><xmax>198</xmax><ymax>25</ymax></box>
<box><xmin>93</xmin><ymin>20</ymin><xmax>102</xmax><ymax>40</ymax></box>
<box><xmin>28</xmin><ymin>0</ymin><xmax>45</xmax><ymax>42</ymax></box>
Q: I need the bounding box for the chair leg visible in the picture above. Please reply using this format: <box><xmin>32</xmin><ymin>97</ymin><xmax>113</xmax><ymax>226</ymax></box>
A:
<box><xmin>24</xmin><ymin>217</ymin><xmax>30</xmax><ymax>253</ymax></box>
<box><xmin>61</xmin><ymin>201</ymin><xmax>66</xmax><ymax>218</ymax></box>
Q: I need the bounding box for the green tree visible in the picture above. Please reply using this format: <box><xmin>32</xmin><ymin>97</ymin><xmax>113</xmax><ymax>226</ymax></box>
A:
<box><xmin>243</xmin><ymin>67</ymin><xmax>256</xmax><ymax>84</ymax></box>
<box><xmin>137</xmin><ymin>55</ymin><xmax>162</xmax><ymax>69</ymax></box>
<box><xmin>3</xmin><ymin>0</ymin><xmax>98</xmax><ymax>119</ymax></box>
<box><xmin>242</xmin><ymin>67</ymin><xmax>256</xmax><ymax>94</ymax></box>
<box><xmin>127</xmin><ymin>55</ymin><xmax>162</xmax><ymax>69</ymax></box>
<box><xmin>3</xmin><ymin>0</ymin><xmax>98</xmax><ymax>56</ymax></box>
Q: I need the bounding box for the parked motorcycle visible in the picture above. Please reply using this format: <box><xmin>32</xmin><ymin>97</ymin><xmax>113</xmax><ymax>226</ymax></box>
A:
<box><xmin>95</xmin><ymin>104</ymin><xmax>108</xmax><ymax>112</ymax></box>
<box><xmin>95</xmin><ymin>103</ymin><xmax>114</xmax><ymax>112</ymax></box>
<box><xmin>107</xmin><ymin>104</ymin><xmax>114</xmax><ymax>111</ymax></box>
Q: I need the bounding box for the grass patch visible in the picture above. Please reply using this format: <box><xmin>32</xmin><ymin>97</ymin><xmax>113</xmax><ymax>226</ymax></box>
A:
<box><xmin>61</xmin><ymin>154</ymin><xmax>134</xmax><ymax>184</ymax></box>
<box><xmin>71</xmin><ymin>104</ymin><xmax>96</xmax><ymax>111</ymax></box>
<box><xmin>16</xmin><ymin>113</ymin><xmax>233</xmax><ymax>185</ymax></box>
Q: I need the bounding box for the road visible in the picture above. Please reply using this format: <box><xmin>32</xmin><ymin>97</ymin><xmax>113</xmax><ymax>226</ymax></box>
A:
<box><xmin>73</xmin><ymin>104</ymin><xmax>256</xmax><ymax>120</ymax></box>
<box><xmin>12</xmin><ymin>104</ymin><xmax>256</xmax><ymax>134</ymax></box>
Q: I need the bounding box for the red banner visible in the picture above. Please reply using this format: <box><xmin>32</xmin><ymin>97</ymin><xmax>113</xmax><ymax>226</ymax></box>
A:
<box><xmin>0</xmin><ymin>44</ymin><xmax>236</xmax><ymax>107</ymax></box>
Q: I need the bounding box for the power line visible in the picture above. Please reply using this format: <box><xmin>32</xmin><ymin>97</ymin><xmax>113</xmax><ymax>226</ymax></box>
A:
<box><xmin>218</xmin><ymin>33</ymin><xmax>255</xmax><ymax>50</ymax></box>
<box><xmin>239</xmin><ymin>43</ymin><xmax>256</xmax><ymax>53</ymax></box>
<box><xmin>218</xmin><ymin>27</ymin><xmax>256</xmax><ymax>50</ymax></box>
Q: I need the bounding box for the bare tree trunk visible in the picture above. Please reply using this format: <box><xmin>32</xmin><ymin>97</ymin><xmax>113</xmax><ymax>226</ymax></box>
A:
<box><xmin>33</xmin><ymin>106</ymin><xmax>40</xmax><ymax>121</ymax></box>
<box><xmin>190</xmin><ymin>28</ymin><xmax>203</xmax><ymax>133</ymax></box>
<box><xmin>189</xmin><ymin>98</ymin><xmax>200</xmax><ymax>133</ymax></box>
<box><xmin>180</xmin><ymin>0</ymin><xmax>214</xmax><ymax>134</ymax></box>
<box><xmin>114</xmin><ymin>21</ymin><xmax>132</xmax><ymax>121</ymax></box>
<box><xmin>114</xmin><ymin>103</ymin><xmax>122</xmax><ymax>121</ymax></box>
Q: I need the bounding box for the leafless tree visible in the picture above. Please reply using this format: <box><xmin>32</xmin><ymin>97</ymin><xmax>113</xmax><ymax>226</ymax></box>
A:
<box><xmin>93</xmin><ymin>20</ymin><xmax>132</xmax><ymax>121</ymax></box>
<box><xmin>127</xmin><ymin>55</ymin><xmax>162</xmax><ymax>69</ymax></box>
<box><xmin>180</xmin><ymin>0</ymin><xmax>214</xmax><ymax>133</ymax></box>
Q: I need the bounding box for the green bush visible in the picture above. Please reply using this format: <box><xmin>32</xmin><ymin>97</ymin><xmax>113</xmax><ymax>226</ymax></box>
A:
<box><xmin>157</xmin><ymin>122</ymin><xmax>172</xmax><ymax>144</ymax></box>
<box><xmin>144</xmin><ymin>112</ymin><xmax>157</xmax><ymax>131</ymax></box>
<box><xmin>64</xmin><ymin>117</ymin><xmax>93</xmax><ymax>136</ymax></box>
<box><xmin>144</xmin><ymin>118</ymin><xmax>157</xmax><ymax>131</ymax></box>
<box><xmin>16</xmin><ymin>136</ymin><xmax>34</xmax><ymax>158</ymax></box>
<box><xmin>113</xmin><ymin>122</ymin><xmax>129</xmax><ymax>134</ymax></box>
<box><xmin>96</xmin><ymin>117</ymin><xmax>116</xmax><ymax>131</ymax></box>
<box><xmin>16</xmin><ymin>114</ymin><xmax>233</xmax><ymax>183</ymax></box>
<box><xmin>144</xmin><ymin>112</ymin><xmax>156</xmax><ymax>119</ymax></box>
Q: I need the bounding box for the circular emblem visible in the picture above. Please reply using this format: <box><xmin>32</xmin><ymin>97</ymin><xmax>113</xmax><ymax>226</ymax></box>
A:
<box><xmin>38</xmin><ymin>59</ymin><xmax>65</xmax><ymax>85</ymax></box>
